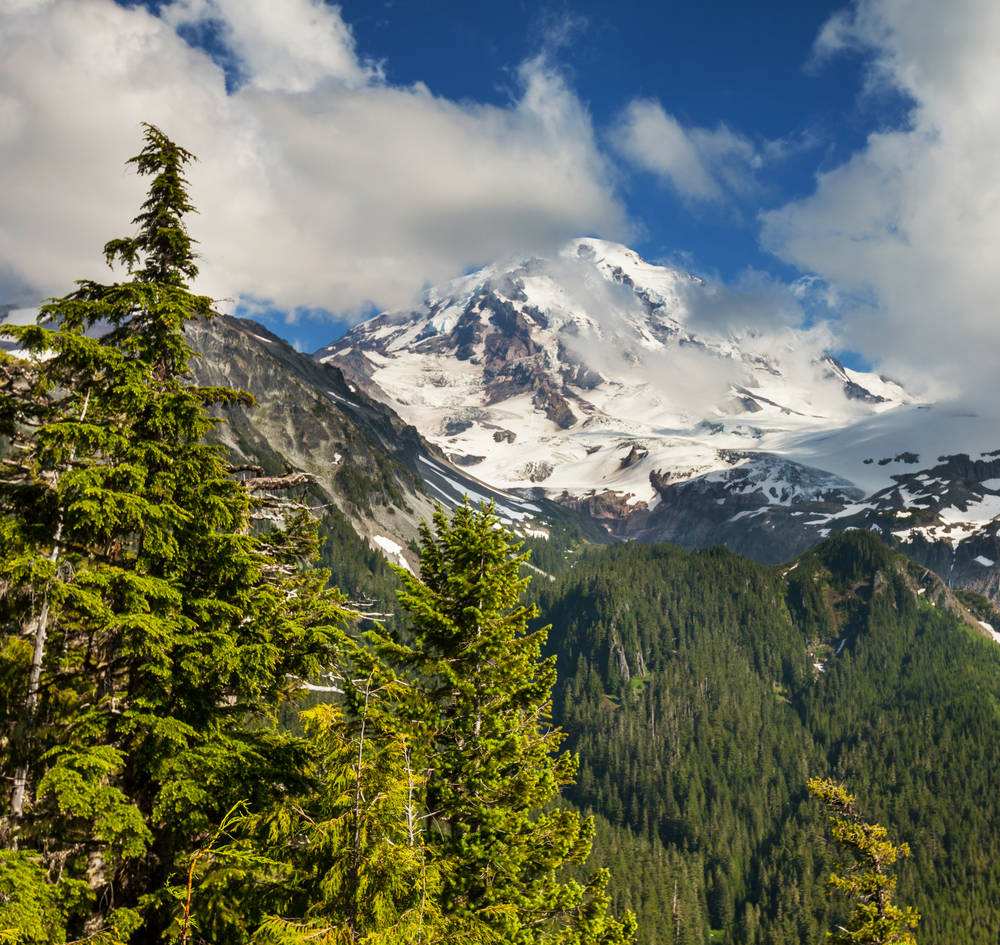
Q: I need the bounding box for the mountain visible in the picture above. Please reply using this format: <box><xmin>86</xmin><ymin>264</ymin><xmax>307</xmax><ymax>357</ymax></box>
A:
<box><xmin>315</xmin><ymin>239</ymin><xmax>1000</xmax><ymax>594</ymax></box>
<box><xmin>184</xmin><ymin>314</ymin><xmax>604</xmax><ymax>594</ymax></box>
<box><xmin>2</xmin><ymin>306</ymin><xmax>612</xmax><ymax>593</ymax></box>
<box><xmin>537</xmin><ymin>530</ymin><xmax>1000</xmax><ymax>944</ymax></box>
<box><xmin>10</xmin><ymin>281</ymin><xmax>1000</xmax><ymax>944</ymax></box>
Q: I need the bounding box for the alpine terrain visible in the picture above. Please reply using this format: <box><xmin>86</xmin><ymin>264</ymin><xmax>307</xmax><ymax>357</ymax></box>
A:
<box><xmin>316</xmin><ymin>238</ymin><xmax>1000</xmax><ymax>599</ymax></box>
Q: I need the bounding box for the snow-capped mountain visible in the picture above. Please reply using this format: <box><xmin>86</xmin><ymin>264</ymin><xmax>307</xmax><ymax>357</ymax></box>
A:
<box><xmin>315</xmin><ymin>238</ymin><xmax>1000</xmax><ymax>591</ymax></box>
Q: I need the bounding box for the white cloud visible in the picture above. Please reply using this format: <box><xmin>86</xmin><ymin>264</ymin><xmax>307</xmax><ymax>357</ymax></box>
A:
<box><xmin>0</xmin><ymin>0</ymin><xmax>628</xmax><ymax>324</ymax></box>
<box><xmin>679</xmin><ymin>269</ymin><xmax>807</xmax><ymax>335</ymax></box>
<box><xmin>0</xmin><ymin>0</ymin><xmax>50</xmax><ymax>13</ymax></box>
<box><xmin>762</xmin><ymin>0</ymin><xmax>1000</xmax><ymax>402</ymax></box>
<box><xmin>163</xmin><ymin>0</ymin><xmax>379</xmax><ymax>92</ymax></box>
<box><xmin>613</xmin><ymin>99</ymin><xmax>763</xmax><ymax>202</ymax></box>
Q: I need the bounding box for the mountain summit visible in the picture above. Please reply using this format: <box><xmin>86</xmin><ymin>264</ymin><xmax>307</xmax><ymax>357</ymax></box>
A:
<box><xmin>316</xmin><ymin>239</ymin><xmax>1000</xmax><ymax>594</ymax></box>
<box><xmin>316</xmin><ymin>238</ymin><xmax>903</xmax><ymax>497</ymax></box>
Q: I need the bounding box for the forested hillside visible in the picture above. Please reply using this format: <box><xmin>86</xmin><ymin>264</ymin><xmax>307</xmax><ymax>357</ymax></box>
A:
<box><xmin>538</xmin><ymin>533</ymin><xmax>1000</xmax><ymax>944</ymax></box>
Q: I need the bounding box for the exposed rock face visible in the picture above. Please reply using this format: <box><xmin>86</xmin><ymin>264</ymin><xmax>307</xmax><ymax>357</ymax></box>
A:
<box><xmin>444</xmin><ymin>418</ymin><xmax>473</xmax><ymax>436</ymax></box>
<box><xmin>620</xmin><ymin>444</ymin><xmax>649</xmax><ymax>469</ymax></box>
<box><xmin>450</xmin><ymin>453</ymin><xmax>485</xmax><ymax>467</ymax></box>
<box><xmin>558</xmin><ymin>490</ymin><xmax>648</xmax><ymax>529</ymax></box>
<box><xmin>531</xmin><ymin>381</ymin><xmax>576</xmax><ymax>429</ymax></box>
<box><xmin>184</xmin><ymin>316</ymin><xmax>560</xmax><ymax>572</ymax></box>
<box><xmin>518</xmin><ymin>461</ymin><xmax>553</xmax><ymax>483</ymax></box>
<box><xmin>188</xmin><ymin>316</ymin><xmax>425</xmax><ymax>516</ymax></box>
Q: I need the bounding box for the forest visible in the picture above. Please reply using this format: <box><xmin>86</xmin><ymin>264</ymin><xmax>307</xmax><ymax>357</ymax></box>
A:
<box><xmin>0</xmin><ymin>126</ymin><xmax>987</xmax><ymax>944</ymax></box>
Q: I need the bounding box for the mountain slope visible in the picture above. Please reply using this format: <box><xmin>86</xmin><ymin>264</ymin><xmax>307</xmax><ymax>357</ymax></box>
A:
<box><xmin>316</xmin><ymin>239</ymin><xmax>1000</xmax><ymax>590</ymax></box>
<box><xmin>535</xmin><ymin>531</ymin><xmax>1000</xmax><ymax>944</ymax></box>
<box><xmin>185</xmin><ymin>315</ymin><xmax>604</xmax><ymax>590</ymax></box>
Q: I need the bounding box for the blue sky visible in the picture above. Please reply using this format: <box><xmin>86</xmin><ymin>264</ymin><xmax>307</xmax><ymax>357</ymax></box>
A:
<box><xmin>339</xmin><ymin>0</ymin><xmax>888</xmax><ymax>278</ymax></box>
<box><xmin>13</xmin><ymin>0</ymin><xmax>997</xmax><ymax>400</ymax></box>
<box><xmin>169</xmin><ymin>0</ymin><xmax>906</xmax><ymax>354</ymax></box>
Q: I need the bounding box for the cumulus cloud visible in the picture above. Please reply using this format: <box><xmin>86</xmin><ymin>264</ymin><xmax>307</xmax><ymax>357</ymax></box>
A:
<box><xmin>0</xmin><ymin>0</ymin><xmax>628</xmax><ymax>323</ymax></box>
<box><xmin>613</xmin><ymin>99</ymin><xmax>764</xmax><ymax>202</ymax></box>
<box><xmin>163</xmin><ymin>0</ymin><xmax>379</xmax><ymax>91</ymax></box>
<box><xmin>762</xmin><ymin>0</ymin><xmax>1000</xmax><ymax>402</ymax></box>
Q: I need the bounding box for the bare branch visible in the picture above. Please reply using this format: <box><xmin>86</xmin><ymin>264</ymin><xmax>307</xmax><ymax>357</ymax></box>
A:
<box><xmin>243</xmin><ymin>472</ymin><xmax>314</xmax><ymax>492</ymax></box>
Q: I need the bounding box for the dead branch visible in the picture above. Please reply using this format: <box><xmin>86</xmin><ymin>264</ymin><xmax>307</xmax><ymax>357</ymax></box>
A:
<box><xmin>242</xmin><ymin>472</ymin><xmax>314</xmax><ymax>492</ymax></box>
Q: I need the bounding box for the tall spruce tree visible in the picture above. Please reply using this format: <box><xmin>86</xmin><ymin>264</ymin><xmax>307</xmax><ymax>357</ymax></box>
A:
<box><xmin>808</xmin><ymin>778</ymin><xmax>920</xmax><ymax>945</ymax></box>
<box><xmin>372</xmin><ymin>503</ymin><xmax>636</xmax><ymax>945</ymax></box>
<box><xmin>0</xmin><ymin>125</ymin><xmax>349</xmax><ymax>942</ymax></box>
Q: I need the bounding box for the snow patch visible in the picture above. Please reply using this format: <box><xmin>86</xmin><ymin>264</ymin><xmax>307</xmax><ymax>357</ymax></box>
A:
<box><xmin>326</xmin><ymin>390</ymin><xmax>356</xmax><ymax>407</ymax></box>
<box><xmin>371</xmin><ymin>535</ymin><xmax>412</xmax><ymax>572</ymax></box>
<box><xmin>978</xmin><ymin>620</ymin><xmax>1000</xmax><ymax>644</ymax></box>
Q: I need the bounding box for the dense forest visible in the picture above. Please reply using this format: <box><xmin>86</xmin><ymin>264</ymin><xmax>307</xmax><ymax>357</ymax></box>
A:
<box><xmin>0</xmin><ymin>126</ymin><xmax>986</xmax><ymax>944</ymax></box>
<box><xmin>539</xmin><ymin>535</ymin><xmax>1000</xmax><ymax>944</ymax></box>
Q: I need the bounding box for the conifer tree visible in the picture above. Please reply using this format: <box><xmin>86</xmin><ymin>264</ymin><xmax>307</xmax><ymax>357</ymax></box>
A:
<box><xmin>808</xmin><ymin>778</ymin><xmax>920</xmax><ymax>945</ymax></box>
<box><xmin>236</xmin><ymin>639</ymin><xmax>461</xmax><ymax>945</ymax></box>
<box><xmin>373</xmin><ymin>503</ymin><xmax>636</xmax><ymax>945</ymax></box>
<box><xmin>0</xmin><ymin>124</ymin><xmax>349</xmax><ymax>942</ymax></box>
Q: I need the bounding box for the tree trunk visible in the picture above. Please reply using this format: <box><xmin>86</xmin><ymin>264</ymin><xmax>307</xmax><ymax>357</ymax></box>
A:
<box><xmin>9</xmin><ymin>525</ymin><xmax>62</xmax><ymax>830</ymax></box>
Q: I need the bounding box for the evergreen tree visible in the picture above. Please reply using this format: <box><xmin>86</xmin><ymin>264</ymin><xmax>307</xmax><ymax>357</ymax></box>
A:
<box><xmin>373</xmin><ymin>503</ymin><xmax>635</xmax><ymax>945</ymax></box>
<box><xmin>807</xmin><ymin>778</ymin><xmax>920</xmax><ymax>945</ymax></box>
<box><xmin>232</xmin><ymin>638</ymin><xmax>463</xmax><ymax>945</ymax></box>
<box><xmin>0</xmin><ymin>124</ymin><xmax>349</xmax><ymax>941</ymax></box>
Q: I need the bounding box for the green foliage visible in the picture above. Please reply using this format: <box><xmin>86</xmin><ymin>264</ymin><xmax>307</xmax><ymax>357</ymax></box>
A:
<box><xmin>0</xmin><ymin>850</ymin><xmax>84</xmax><ymax>944</ymax></box>
<box><xmin>0</xmin><ymin>124</ymin><xmax>349</xmax><ymax>940</ymax></box>
<box><xmin>538</xmin><ymin>532</ymin><xmax>1000</xmax><ymax>945</ymax></box>
<box><xmin>184</xmin><ymin>504</ymin><xmax>635</xmax><ymax>945</ymax></box>
<box><xmin>1</xmin><ymin>125</ymin><xmax>635</xmax><ymax>945</ymax></box>
<box><xmin>223</xmin><ymin>663</ymin><xmax>457</xmax><ymax>945</ymax></box>
<box><xmin>569</xmin><ymin>816</ymin><xmax>707</xmax><ymax>945</ymax></box>
<box><xmin>369</xmin><ymin>503</ymin><xmax>636</xmax><ymax>945</ymax></box>
<box><xmin>540</xmin><ymin>542</ymin><xmax>815</xmax><ymax>941</ymax></box>
<box><xmin>518</xmin><ymin>501</ymin><xmax>612</xmax><ymax>579</ymax></box>
<box><xmin>807</xmin><ymin>778</ymin><xmax>919</xmax><ymax>945</ymax></box>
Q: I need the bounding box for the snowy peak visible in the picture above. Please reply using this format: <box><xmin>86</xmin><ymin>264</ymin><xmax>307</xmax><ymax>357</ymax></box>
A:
<box><xmin>315</xmin><ymin>238</ymin><xmax>905</xmax><ymax>503</ymax></box>
<box><xmin>307</xmin><ymin>239</ymin><xmax>1000</xmax><ymax>598</ymax></box>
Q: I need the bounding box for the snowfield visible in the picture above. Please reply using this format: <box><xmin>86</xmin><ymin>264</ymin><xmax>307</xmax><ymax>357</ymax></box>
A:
<box><xmin>316</xmin><ymin>238</ymin><xmax>1000</xmax><ymax>574</ymax></box>
<box><xmin>318</xmin><ymin>238</ymin><xmax>924</xmax><ymax>505</ymax></box>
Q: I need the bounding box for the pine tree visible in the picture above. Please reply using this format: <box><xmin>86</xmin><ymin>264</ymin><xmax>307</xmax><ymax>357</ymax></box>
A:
<box><xmin>807</xmin><ymin>778</ymin><xmax>920</xmax><ymax>945</ymax></box>
<box><xmin>235</xmin><ymin>637</ymin><xmax>462</xmax><ymax>945</ymax></box>
<box><xmin>0</xmin><ymin>124</ymin><xmax>349</xmax><ymax>942</ymax></box>
<box><xmin>373</xmin><ymin>503</ymin><xmax>636</xmax><ymax>945</ymax></box>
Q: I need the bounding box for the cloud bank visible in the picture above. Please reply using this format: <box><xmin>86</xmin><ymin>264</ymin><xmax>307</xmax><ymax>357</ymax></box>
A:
<box><xmin>762</xmin><ymin>0</ymin><xmax>1000</xmax><ymax>401</ymax></box>
<box><xmin>0</xmin><ymin>0</ymin><xmax>628</xmax><ymax>318</ymax></box>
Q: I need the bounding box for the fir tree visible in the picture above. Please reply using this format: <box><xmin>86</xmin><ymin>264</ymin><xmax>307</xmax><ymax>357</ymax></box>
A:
<box><xmin>0</xmin><ymin>124</ymin><xmax>349</xmax><ymax>941</ymax></box>
<box><xmin>807</xmin><ymin>778</ymin><xmax>920</xmax><ymax>945</ymax></box>
<box><xmin>375</xmin><ymin>503</ymin><xmax>636</xmax><ymax>945</ymax></box>
<box><xmin>235</xmin><ymin>639</ymin><xmax>461</xmax><ymax>945</ymax></box>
